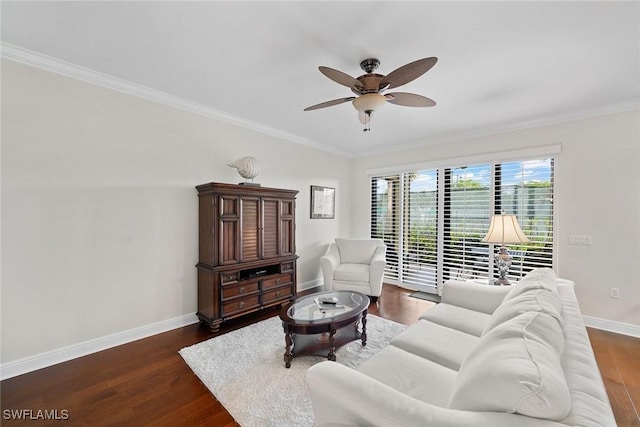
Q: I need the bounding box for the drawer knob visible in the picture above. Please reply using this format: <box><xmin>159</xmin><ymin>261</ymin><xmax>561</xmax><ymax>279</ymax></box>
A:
<box><xmin>276</xmin><ymin>279</ymin><xmax>281</xmax><ymax>284</ymax></box>
<box><xmin>275</xmin><ymin>291</ymin><xmax>281</xmax><ymax>297</ymax></box>
<box><xmin>239</xmin><ymin>286</ymin><xmax>245</xmax><ymax>294</ymax></box>
<box><xmin>239</xmin><ymin>301</ymin><xmax>245</xmax><ymax>308</ymax></box>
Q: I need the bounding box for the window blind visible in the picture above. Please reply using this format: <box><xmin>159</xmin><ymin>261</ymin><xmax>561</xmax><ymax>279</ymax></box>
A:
<box><xmin>494</xmin><ymin>159</ymin><xmax>554</xmax><ymax>278</ymax></box>
<box><xmin>403</xmin><ymin>170</ymin><xmax>439</xmax><ymax>288</ymax></box>
<box><xmin>442</xmin><ymin>164</ymin><xmax>491</xmax><ymax>281</ymax></box>
<box><xmin>371</xmin><ymin>175</ymin><xmax>401</xmax><ymax>281</ymax></box>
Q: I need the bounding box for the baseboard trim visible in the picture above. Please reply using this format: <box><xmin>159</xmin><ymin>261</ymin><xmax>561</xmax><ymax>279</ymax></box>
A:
<box><xmin>0</xmin><ymin>313</ymin><xmax>199</xmax><ymax>380</ymax></box>
<box><xmin>298</xmin><ymin>279</ymin><xmax>323</xmax><ymax>292</ymax></box>
<box><xmin>583</xmin><ymin>315</ymin><xmax>640</xmax><ymax>338</ymax></box>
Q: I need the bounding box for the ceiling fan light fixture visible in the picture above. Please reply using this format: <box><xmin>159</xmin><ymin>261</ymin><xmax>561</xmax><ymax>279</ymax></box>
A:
<box><xmin>352</xmin><ymin>93</ymin><xmax>387</xmax><ymax>113</ymax></box>
<box><xmin>353</xmin><ymin>94</ymin><xmax>386</xmax><ymax>132</ymax></box>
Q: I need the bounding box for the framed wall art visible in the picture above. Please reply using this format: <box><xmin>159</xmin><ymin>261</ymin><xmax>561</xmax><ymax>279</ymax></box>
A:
<box><xmin>310</xmin><ymin>185</ymin><xmax>335</xmax><ymax>219</ymax></box>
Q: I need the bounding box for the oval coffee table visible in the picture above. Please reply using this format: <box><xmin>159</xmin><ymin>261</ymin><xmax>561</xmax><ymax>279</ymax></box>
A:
<box><xmin>279</xmin><ymin>290</ymin><xmax>369</xmax><ymax>368</ymax></box>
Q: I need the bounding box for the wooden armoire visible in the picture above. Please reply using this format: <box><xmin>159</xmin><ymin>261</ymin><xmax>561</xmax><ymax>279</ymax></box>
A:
<box><xmin>196</xmin><ymin>182</ymin><xmax>298</xmax><ymax>332</ymax></box>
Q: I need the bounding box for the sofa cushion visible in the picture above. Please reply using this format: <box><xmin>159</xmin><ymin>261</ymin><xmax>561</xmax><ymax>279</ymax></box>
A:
<box><xmin>357</xmin><ymin>345</ymin><xmax>457</xmax><ymax>407</ymax></box>
<box><xmin>333</xmin><ymin>263</ymin><xmax>370</xmax><ymax>283</ymax></box>
<box><xmin>390</xmin><ymin>320</ymin><xmax>479</xmax><ymax>370</ymax></box>
<box><xmin>335</xmin><ymin>238</ymin><xmax>382</xmax><ymax>264</ymax></box>
<box><xmin>440</xmin><ymin>280</ymin><xmax>511</xmax><ymax>314</ymax></box>
<box><xmin>449</xmin><ymin>310</ymin><xmax>571</xmax><ymax>420</ymax></box>
<box><xmin>420</xmin><ymin>303</ymin><xmax>491</xmax><ymax>337</ymax></box>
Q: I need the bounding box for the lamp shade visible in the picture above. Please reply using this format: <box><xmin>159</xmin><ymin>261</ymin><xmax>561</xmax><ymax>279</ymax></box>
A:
<box><xmin>352</xmin><ymin>94</ymin><xmax>387</xmax><ymax>112</ymax></box>
<box><xmin>482</xmin><ymin>214</ymin><xmax>530</xmax><ymax>245</ymax></box>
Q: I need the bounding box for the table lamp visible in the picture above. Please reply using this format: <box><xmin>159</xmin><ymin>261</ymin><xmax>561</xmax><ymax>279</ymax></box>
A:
<box><xmin>482</xmin><ymin>214</ymin><xmax>530</xmax><ymax>285</ymax></box>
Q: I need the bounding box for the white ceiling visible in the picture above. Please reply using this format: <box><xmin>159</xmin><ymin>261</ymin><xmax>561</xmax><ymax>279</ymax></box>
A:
<box><xmin>2</xmin><ymin>1</ymin><xmax>639</xmax><ymax>157</ymax></box>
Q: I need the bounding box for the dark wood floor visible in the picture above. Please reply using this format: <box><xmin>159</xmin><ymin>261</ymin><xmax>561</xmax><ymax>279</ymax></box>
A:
<box><xmin>2</xmin><ymin>285</ymin><xmax>639</xmax><ymax>426</ymax></box>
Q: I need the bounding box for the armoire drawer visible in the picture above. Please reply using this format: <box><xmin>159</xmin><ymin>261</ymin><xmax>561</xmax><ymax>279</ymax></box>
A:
<box><xmin>220</xmin><ymin>272</ymin><xmax>239</xmax><ymax>285</ymax></box>
<box><xmin>222</xmin><ymin>295</ymin><xmax>260</xmax><ymax>317</ymax></box>
<box><xmin>221</xmin><ymin>281</ymin><xmax>260</xmax><ymax>300</ymax></box>
<box><xmin>281</xmin><ymin>261</ymin><xmax>294</xmax><ymax>272</ymax></box>
<box><xmin>262</xmin><ymin>274</ymin><xmax>293</xmax><ymax>290</ymax></box>
<box><xmin>262</xmin><ymin>286</ymin><xmax>294</xmax><ymax>304</ymax></box>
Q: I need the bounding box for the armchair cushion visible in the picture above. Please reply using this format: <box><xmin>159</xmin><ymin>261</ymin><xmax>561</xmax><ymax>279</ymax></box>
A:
<box><xmin>333</xmin><ymin>263</ymin><xmax>370</xmax><ymax>283</ymax></box>
<box><xmin>335</xmin><ymin>238</ymin><xmax>383</xmax><ymax>264</ymax></box>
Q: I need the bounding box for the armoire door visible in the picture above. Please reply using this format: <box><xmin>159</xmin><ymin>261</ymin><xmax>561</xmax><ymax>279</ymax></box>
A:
<box><xmin>218</xmin><ymin>195</ymin><xmax>240</xmax><ymax>265</ymax></box>
<box><xmin>279</xmin><ymin>199</ymin><xmax>295</xmax><ymax>256</ymax></box>
<box><xmin>239</xmin><ymin>197</ymin><xmax>261</xmax><ymax>262</ymax></box>
<box><xmin>262</xmin><ymin>198</ymin><xmax>280</xmax><ymax>258</ymax></box>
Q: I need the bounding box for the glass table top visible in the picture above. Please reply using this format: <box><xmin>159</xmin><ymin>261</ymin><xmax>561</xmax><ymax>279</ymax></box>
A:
<box><xmin>285</xmin><ymin>291</ymin><xmax>368</xmax><ymax>322</ymax></box>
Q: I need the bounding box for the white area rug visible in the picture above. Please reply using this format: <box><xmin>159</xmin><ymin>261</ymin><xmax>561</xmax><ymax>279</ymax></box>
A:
<box><xmin>179</xmin><ymin>314</ymin><xmax>406</xmax><ymax>427</ymax></box>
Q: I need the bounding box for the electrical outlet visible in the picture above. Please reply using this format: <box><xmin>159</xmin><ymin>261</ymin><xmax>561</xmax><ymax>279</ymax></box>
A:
<box><xmin>609</xmin><ymin>288</ymin><xmax>620</xmax><ymax>299</ymax></box>
<box><xmin>568</xmin><ymin>235</ymin><xmax>593</xmax><ymax>246</ymax></box>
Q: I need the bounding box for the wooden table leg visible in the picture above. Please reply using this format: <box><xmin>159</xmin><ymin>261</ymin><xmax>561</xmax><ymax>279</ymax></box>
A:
<box><xmin>361</xmin><ymin>311</ymin><xmax>368</xmax><ymax>346</ymax></box>
<box><xmin>284</xmin><ymin>327</ymin><xmax>293</xmax><ymax>368</ymax></box>
<box><xmin>327</xmin><ymin>325</ymin><xmax>337</xmax><ymax>361</ymax></box>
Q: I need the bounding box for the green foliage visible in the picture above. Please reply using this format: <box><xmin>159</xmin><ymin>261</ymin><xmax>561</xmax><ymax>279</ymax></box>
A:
<box><xmin>523</xmin><ymin>181</ymin><xmax>551</xmax><ymax>189</ymax></box>
<box><xmin>453</xmin><ymin>179</ymin><xmax>486</xmax><ymax>189</ymax></box>
<box><xmin>406</xmin><ymin>224</ymin><xmax>437</xmax><ymax>263</ymax></box>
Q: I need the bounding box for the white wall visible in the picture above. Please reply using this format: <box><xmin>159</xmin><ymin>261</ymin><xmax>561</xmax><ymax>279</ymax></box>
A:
<box><xmin>1</xmin><ymin>60</ymin><xmax>351</xmax><ymax>363</ymax></box>
<box><xmin>351</xmin><ymin>109</ymin><xmax>640</xmax><ymax>328</ymax></box>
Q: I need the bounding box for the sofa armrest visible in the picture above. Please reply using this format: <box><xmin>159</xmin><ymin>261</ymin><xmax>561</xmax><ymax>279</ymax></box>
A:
<box><xmin>319</xmin><ymin>243</ymin><xmax>340</xmax><ymax>290</ymax></box>
<box><xmin>369</xmin><ymin>245</ymin><xmax>387</xmax><ymax>294</ymax></box>
<box><xmin>371</xmin><ymin>244</ymin><xmax>387</xmax><ymax>263</ymax></box>
<box><xmin>306</xmin><ymin>362</ymin><xmax>564</xmax><ymax>427</ymax></box>
<box><xmin>441</xmin><ymin>280</ymin><xmax>511</xmax><ymax>314</ymax></box>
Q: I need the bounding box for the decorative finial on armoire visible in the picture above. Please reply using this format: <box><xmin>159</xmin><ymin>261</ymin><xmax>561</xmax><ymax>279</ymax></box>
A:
<box><xmin>227</xmin><ymin>156</ymin><xmax>261</xmax><ymax>186</ymax></box>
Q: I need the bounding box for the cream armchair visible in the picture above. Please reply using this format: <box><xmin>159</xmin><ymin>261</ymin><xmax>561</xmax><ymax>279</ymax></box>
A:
<box><xmin>320</xmin><ymin>238</ymin><xmax>387</xmax><ymax>300</ymax></box>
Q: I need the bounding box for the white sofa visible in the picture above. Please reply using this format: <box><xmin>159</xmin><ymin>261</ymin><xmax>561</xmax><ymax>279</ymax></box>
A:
<box><xmin>306</xmin><ymin>268</ymin><xmax>616</xmax><ymax>427</ymax></box>
<box><xmin>320</xmin><ymin>238</ymin><xmax>386</xmax><ymax>299</ymax></box>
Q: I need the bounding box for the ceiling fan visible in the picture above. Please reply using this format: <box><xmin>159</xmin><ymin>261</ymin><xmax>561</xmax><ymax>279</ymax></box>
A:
<box><xmin>304</xmin><ymin>57</ymin><xmax>438</xmax><ymax>131</ymax></box>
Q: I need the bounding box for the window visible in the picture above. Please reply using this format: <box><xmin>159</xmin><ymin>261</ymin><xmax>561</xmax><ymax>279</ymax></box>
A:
<box><xmin>371</xmin><ymin>157</ymin><xmax>554</xmax><ymax>292</ymax></box>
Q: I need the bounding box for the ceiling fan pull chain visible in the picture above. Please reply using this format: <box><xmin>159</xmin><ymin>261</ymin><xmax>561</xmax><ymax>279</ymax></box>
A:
<box><xmin>363</xmin><ymin>110</ymin><xmax>372</xmax><ymax>132</ymax></box>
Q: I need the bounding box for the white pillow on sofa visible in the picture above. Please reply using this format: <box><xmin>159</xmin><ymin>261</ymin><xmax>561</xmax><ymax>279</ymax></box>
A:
<box><xmin>449</xmin><ymin>310</ymin><xmax>571</xmax><ymax>420</ymax></box>
<box><xmin>482</xmin><ymin>268</ymin><xmax>562</xmax><ymax>335</ymax></box>
<box><xmin>482</xmin><ymin>287</ymin><xmax>563</xmax><ymax>336</ymax></box>
<box><xmin>504</xmin><ymin>267</ymin><xmax>558</xmax><ymax>301</ymax></box>
<box><xmin>335</xmin><ymin>238</ymin><xmax>383</xmax><ymax>264</ymax></box>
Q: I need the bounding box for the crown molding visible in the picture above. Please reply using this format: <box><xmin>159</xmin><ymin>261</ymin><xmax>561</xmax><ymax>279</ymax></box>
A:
<box><xmin>1</xmin><ymin>42</ymin><xmax>351</xmax><ymax>158</ymax></box>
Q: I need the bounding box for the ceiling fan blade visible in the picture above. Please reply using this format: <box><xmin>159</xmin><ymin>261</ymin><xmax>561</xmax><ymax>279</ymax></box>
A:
<box><xmin>304</xmin><ymin>97</ymin><xmax>356</xmax><ymax>111</ymax></box>
<box><xmin>319</xmin><ymin>66</ymin><xmax>362</xmax><ymax>89</ymax></box>
<box><xmin>385</xmin><ymin>92</ymin><xmax>436</xmax><ymax>107</ymax></box>
<box><xmin>381</xmin><ymin>57</ymin><xmax>438</xmax><ymax>90</ymax></box>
